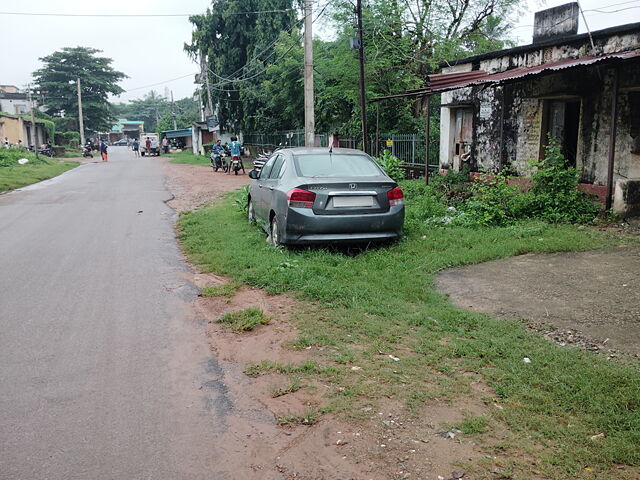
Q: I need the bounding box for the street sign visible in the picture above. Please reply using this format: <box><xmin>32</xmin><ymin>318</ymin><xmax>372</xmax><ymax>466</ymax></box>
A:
<box><xmin>386</xmin><ymin>139</ymin><xmax>393</xmax><ymax>147</ymax></box>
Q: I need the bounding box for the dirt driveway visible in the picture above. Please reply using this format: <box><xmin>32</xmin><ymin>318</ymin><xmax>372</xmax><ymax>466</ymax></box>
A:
<box><xmin>437</xmin><ymin>245</ymin><xmax>640</xmax><ymax>357</ymax></box>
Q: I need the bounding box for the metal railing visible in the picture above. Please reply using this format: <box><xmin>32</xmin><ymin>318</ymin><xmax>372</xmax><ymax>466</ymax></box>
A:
<box><xmin>244</xmin><ymin>130</ymin><xmax>328</xmax><ymax>148</ymax></box>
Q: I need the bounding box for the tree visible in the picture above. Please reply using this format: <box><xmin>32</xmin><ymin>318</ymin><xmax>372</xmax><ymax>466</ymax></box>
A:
<box><xmin>185</xmin><ymin>0</ymin><xmax>299</xmax><ymax>132</ymax></box>
<box><xmin>33</xmin><ymin>47</ymin><xmax>126</xmax><ymax>133</ymax></box>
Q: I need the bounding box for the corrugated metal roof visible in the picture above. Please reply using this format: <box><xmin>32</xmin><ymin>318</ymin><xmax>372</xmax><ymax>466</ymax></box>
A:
<box><xmin>370</xmin><ymin>50</ymin><xmax>639</xmax><ymax>102</ymax></box>
<box><xmin>429</xmin><ymin>50</ymin><xmax>640</xmax><ymax>93</ymax></box>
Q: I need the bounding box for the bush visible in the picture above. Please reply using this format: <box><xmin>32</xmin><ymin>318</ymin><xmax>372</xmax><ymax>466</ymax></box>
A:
<box><xmin>526</xmin><ymin>139</ymin><xmax>601</xmax><ymax>223</ymax></box>
<box><xmin>374</xmin><ymin>150</ymin><xmax>404</xmax><ymax>183</ymax></box>
<box><xmin>55</xmin><ymin>131</ymin><xmax>80</xmax><ymax>148</ymax></box>
<box><xmin>0</xmin><ymin>149</ymin><xmax>42</xmax><ymax>167</ymax></box>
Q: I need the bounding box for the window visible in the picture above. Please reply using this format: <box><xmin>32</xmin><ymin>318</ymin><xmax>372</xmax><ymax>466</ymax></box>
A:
<box><xmin>268</xmin><ymin>155</ymin><xmax>285</xmax><ymax>179</ymax></box>
<box><xmin>294</xmin><ymin>154</ymin><xmax>382</xmax><ymax>177</ymax></box>
<box><xmin>259</xmin><ymin>155</ymin><xmax>277</xmax><ymax>179</ymax></box>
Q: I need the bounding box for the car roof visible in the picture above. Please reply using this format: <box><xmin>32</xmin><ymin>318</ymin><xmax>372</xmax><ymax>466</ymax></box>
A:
<box><xmin>278</xmin><ymin>147</ymin><xmax>370</xmax><ymax>156</ymax></box>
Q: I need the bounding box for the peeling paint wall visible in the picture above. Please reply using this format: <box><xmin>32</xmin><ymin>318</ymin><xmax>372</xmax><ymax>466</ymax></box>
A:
<box><xmin>439</xmin><ymin>29</ymin><xmax>640</xmax><ymax>186</ymax></box>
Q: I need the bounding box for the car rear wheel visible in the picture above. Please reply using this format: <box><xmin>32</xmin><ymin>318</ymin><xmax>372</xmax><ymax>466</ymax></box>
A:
<box><xmin>248</xmin><ymin>199</ymin><xmax>256</xmax><ymax>224</ymax></box>
<box><xmin>270</xmin><ymin>215</ymin><xmax>281</xmax><ymax>246</ymax></box>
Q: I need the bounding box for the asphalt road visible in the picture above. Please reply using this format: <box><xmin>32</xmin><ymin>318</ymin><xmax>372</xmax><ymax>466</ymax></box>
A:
<box><xmin>0</xmin><ymin>147</ymin><xmax>234</xmax><ymax>479</ymax></box>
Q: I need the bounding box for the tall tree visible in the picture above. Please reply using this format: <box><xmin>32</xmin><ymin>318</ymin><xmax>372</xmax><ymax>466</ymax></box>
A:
<box><xmin>33</xmin><ymin>47</ymin><xmax>126</xmax><ymax>133</ymax></box>
<box><xmin>185</xmin><ymin>0</ymin><xmax>299</xmax><ymax>132</ymax></box>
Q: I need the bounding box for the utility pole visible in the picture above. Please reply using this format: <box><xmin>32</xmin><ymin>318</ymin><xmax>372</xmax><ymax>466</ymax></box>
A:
<box><xmin>77</xmin><ymin>77</ymin><xmax>86</xmax><ymax>146</ymax></box>
<box><xmin>27</xmin><ymin>84</ymin><xmax>38</xmax><ymax>158</ymax></box>
<box><xmin>171</xmin><ymin>90</ymin><xmax>177</xmax><ymax>130</ymax></box>
<box><xmin>303</xmin><ymin>0</ymin><xmax>315</xmax><ymax>147</ymax></box>
<box><xmin>356</xmin><ymin>0</ymin><xmax>368</xmax><ymax>153</ymax></box>
<box><xmin>202</xmin><ymin>51</ymin><xmax>214</xmax><ymax>117</ymax></box>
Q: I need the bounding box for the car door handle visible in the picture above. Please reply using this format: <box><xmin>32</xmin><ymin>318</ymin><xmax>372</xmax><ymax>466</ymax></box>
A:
<box><xmin>258</xmin><ymin>184</ymin><xmax>263</xmax><ymax>188</ymax></box>
<box><xmin>268</xmin><ymin>186</ymin><xmax>274</xmax><ymax>190</ymax></box>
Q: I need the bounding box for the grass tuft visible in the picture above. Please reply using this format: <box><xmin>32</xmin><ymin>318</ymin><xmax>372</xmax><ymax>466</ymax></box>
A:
<box><xmin>200</xmin><ymin>281</ymin><xmax>239</xmax><ymax>298</ymax></box>
<box><xmin>218</xmin><ymin>308</ymin><xmax>269</xmax><ymax>332</ymax></box>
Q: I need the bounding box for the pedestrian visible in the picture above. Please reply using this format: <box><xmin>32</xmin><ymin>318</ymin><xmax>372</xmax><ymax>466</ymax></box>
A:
<box><xmin>99</xmin><ymin>140</ymin><xmax>108</xmax><ymax>162</ymax></box>
<box><xmin>132</xmin><ymin>138</ymin><xmax>140</xmax><ymax>157</ymax></box>
<box><xmin>145</xmin><ymin>136</ymin><xmax>151</xmax><ymax>155</ymax></box>
<box><xmin>162</xmin><ymin>136</ymin><xmax>169</xmax><ymax>154</ymax></box>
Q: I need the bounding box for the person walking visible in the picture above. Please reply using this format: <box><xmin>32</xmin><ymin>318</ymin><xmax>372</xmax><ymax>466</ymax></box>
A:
<box><xmin>162</xmin><ymin>136</ymin><xmax>169</xmax><ymax>155</ymax></box>
<box><xmin>132</xmin><ymin>139</ymin><xmax>140</xmax><ymax>157</ymax></box>
<box><xmin>145</xmin><ymin>137</ymin><xmax>151</xmax><ymax>156</ymax></box>
<box><xmin>99</xmin><ymin>140</ymin><xmax>108</xmax><ymax>162</ymax></box>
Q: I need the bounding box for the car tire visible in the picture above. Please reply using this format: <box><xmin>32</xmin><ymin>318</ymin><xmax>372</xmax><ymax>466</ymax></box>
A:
<box><xmin>270</xmin><ymin>215</ymin><xmax>282</xmax><ymax>246</ymax></box>
<box><xmin>248</xmin><ymin>199</ymin><xmax>256</xmax><ymax>224</ymax></box>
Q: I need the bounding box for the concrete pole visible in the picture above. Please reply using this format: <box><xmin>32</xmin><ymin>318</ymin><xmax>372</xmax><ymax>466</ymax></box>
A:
<box><xmin>171</xmin><ymin>90</ymin><xmax>177</xmax><ymax>130</ymax></box>
<box><xmin>424</xmin><ymin>95</ymin><xmax>431</xmax><ymax>185</ymax></box>
<box><xmin>27</xmin><ymin>84</ymin><xmax>39</xmax><ymax>158</ymax></box>
<box><xmin>356</xmin><ymin>0</ymin><xmax>368</xmax><ymax>153</ymax></box>
<box><xmin>304</xmin><ymin>0</ymin><xmax>315</xmax><ymax>147</ymax></box>
<box><xmin>202</xmin><ymin>52</ymin><xmax>214</xmax><ymax>117</ymax></box>
<box><xmin>77</xmin><ymin>78</ymin><xmax>86</xmax><ymax>146</ymax></box>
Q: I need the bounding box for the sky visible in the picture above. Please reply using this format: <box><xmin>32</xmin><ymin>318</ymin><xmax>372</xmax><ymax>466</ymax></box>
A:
<box><xmin>1</xmin><ymin>0</ymin><xmax>637</xmax><ymax>104</ymax></box>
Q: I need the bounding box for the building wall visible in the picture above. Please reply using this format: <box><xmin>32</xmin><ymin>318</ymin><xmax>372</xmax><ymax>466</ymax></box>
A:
<box><xmin>439</xmin><ymin>30</ymin><xmax>640</xmax><ymax>185</ymax></box>
<box><xmin>0</xmin><ymin>115</ymin><xmax>45</xmax><ymax>146</ymax></box>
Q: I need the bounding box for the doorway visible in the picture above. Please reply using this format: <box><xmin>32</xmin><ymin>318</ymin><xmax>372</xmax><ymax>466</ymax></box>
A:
<box><xmin>540</xmin><ymin>99</ymin><xmax>580</xmax><ymax>167</ymax></box>
<box><xmin>452</xmin><ymin>108</ymin><xmax>473</xmax><ymax>171</ymax></box>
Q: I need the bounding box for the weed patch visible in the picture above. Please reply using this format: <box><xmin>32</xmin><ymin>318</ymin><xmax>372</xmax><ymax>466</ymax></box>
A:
<box><xmin>271</xmin><ymin>378</ymin><xmax>302</xmax><ymax>398</ymax></box>
<box><xmin>200</xmin><ymin>281</ymin><xmax>239</xmax><ymax>298</ymax></box>
<box><xmin>218</xmin><ymin>308</ymin><xmax>269</xmax><ymax>332</ymax></box>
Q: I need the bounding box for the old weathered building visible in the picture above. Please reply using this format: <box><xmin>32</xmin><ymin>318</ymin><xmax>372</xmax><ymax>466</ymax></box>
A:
<box><xmin>431</xmin><ymin>3</ymin><xmax>639</xmax><ymax>214</ymax></box>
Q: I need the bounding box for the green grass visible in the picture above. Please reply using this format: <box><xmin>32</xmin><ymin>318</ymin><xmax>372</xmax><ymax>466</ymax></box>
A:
<box><xmin>271</xmin><ymin>378</ymin><xmax>302</xmax><ymax>398</ymax></box>
<box><xmin>0</xmin><ymin>161</ymin><xmax>79</xmax><ymax>192</ymax></box>
<box><xmin>200</xmin><ymin>281</ymin><xmax>240</xmax><ymax>298</ymax></box>
<box><xmin>218</xmin><ymin>307</ymin><xmax>269</xmax><ymax>332</ymax></box>
<box><xmin>454</xmin><ymin>413</ymin><xmax>489</xmax><ymax>435</ymax></box>
<box><xmin>177</xmin><ymin>188</ymin><xmax>640</xmax><ymax>478</ymax></box>
<box><xmin>167</xmin><ymin>151</ymin><xmax>210</xmax><ymax>166</ymax></box>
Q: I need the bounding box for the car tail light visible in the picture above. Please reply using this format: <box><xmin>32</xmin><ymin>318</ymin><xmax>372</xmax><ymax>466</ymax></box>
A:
<box><xmin>287</xmin><ymin>188</ymin><xmax>316</xmax><ymax>208</ymax></box>
<box><xmin>387</xmin><ymin>186</ymin><xmax>404</xmax><ymax>206</ymax></box>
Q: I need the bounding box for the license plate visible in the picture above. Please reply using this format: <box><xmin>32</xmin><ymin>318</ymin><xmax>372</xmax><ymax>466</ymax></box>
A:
<box><xmin>333</xmin><ymin>196</ymin><xmax>374</xmax><ymax>207</ymax></box>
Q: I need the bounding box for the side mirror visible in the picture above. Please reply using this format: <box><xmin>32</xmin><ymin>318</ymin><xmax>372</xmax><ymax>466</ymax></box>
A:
<box><xmin>249</xmin><ymin>169</ymin><xmax>259</xmax><ymax>179</ymax></box>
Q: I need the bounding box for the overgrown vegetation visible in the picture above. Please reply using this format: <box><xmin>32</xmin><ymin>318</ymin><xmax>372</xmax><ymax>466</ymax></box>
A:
<box><xmin>178</xmin><ymin>184</ymin><xmax>639</xmax><ymax>478</ymax></box>
<box><xmin>406</xmin><ymin>140</ymin><xmax>601</xmax><ymax>228</ymax></box>
<box><xmin>0</xmin><ymin>153</ymin><xmax>78</xmax><ymax>192</ymax></box>
<box><xmin>374</xmin><ymin>150</ymin><xmax>404</xmax><ymax>183</ymax></box>
<box><xmin>218</xmin><ymin>308</ymin><xmax>269</xmax><ymax>332</ymax></box>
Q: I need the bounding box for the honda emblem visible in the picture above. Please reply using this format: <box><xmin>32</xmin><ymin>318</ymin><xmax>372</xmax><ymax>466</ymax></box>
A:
<box><xmin>349</xmin><ymin>183</ymin><xmax>357</xmax><ymax>190</ymax></box>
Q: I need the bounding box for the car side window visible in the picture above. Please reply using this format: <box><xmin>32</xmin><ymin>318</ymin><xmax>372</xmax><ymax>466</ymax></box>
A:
<box><xmin>268</xmin><ymin>155</ymin><xmax>285</xmax><ymax>179</ymax></box>
<box><xmin>260</xmin><ymin>156</ymin><xmax>276</xmax><ymax>179</ymax></box>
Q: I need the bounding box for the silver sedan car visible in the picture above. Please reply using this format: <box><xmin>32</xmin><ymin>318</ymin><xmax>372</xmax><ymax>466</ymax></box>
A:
<box><xmin>247</xmin><ymin>147</ymin><xmax>404</xmax><ymax>245</ymax></box>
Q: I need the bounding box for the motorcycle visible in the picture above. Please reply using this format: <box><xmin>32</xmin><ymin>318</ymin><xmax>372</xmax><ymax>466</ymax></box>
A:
<box><xmin>210</xmin><ymin>150</ymin><xmax>225</xmax><ymax>172</ymax></box>
<box><xmin>82</xmin><ymin>144</ymin><xmax>93</xmax><ymax>158</ymax></box>
<box><xmin>230</xmin><ymin>156</ymin><xmax>243</xmax><ymax>175</ymax></box>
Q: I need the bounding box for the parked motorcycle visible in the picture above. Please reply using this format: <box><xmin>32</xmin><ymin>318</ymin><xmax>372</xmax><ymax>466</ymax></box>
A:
<box><xmin>82</xmin><ymin>144</ymin><xmax>93</xmax><ymax>158</ymax></box>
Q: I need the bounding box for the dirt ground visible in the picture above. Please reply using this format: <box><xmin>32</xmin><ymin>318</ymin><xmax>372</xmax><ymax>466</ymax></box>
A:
<box><xmin>165</xmin><ymin>159</ymin><xmax>506</xmax><ymax>480</ymax></box>
<box><xmin>163</xmin><ymin>160</ymin><xmax>250</xmax><ymax>212</ymax></box>
<box><xmin>437</xmin><ymin>245</ymin><xmax>640</xmax><ymax>358</ymax></box>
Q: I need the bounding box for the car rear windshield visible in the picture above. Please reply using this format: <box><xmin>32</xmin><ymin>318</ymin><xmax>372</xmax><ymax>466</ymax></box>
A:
<box><xmin>294</xmin><ymin>154</ymin><xmax>382</xmax><ymax>178</ymax></box>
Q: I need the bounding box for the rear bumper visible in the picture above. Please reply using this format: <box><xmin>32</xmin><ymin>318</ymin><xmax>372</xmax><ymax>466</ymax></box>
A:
<box><xmin>282</xmin><ymin>207</ymin><xmax>404</xmax><ymax>245</ymax></box>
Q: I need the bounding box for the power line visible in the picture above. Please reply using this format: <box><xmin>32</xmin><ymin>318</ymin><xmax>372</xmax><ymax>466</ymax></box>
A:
<box><xmin>0</xmin><ymin>9</ymin><xmax>295</xmax><ymax>17</ymax></box>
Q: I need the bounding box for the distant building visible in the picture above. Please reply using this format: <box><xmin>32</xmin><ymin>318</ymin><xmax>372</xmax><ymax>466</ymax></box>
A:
<box><xmin>0</xmin><ymin>113</ymin><xmax>49</xmax><ymax>147</ymax></box>
<box><xmin>0</xmin><ymin>86</ymin><xmax>37</xmax><ymax>116</ymax></box>
<box><xmin>109</xmin><ymin>119</ymin><xmax>145</xmax><ymax>142</ymax></box>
